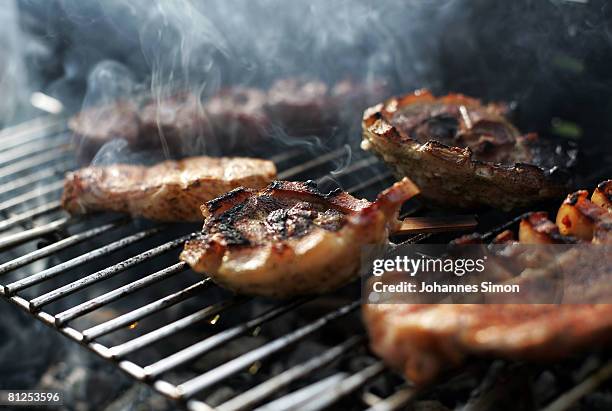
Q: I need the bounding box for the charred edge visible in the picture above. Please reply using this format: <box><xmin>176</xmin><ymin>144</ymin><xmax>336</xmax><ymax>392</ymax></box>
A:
<box><xmin>268</xmin><ymin>180</ymin><xmax>344</xmax><ymax>200</ymax></box>
<box><xmin>366</xmin><ymin>93</ymin><xmax>573</xmax><ymax>179</ymax></box>
<box><xmin>565</xmin><ymin>191</ymin><xmax>587</xmax><ymax>206</ymax></box>
<box><xmin>204</xmin><ymin>201</ymin><xmax>251</xmax><ymax>246</ymax></box>
<box><xmin>206</xmin><ymin>187</ymin><xmax>250</xmax><ymax>214</ymax></box>
<box><xmin>597</xmin><ymin>180</ymin><xmax>612</xmax><ymax>201</ymax></box>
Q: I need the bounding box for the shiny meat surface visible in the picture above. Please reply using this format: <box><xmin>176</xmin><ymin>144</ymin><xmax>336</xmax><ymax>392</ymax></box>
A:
<box><xmin>361</xmin><ymin>89</ymin><xmax>575</xmax><ymax>209</ymax></box>
<box><xmin>61</xmin><ymin>156</ymin><xmax>277</xmax><ymax>222</ymax></box>
<box><xmin>181</xmin><ymin>178</ymin><xmax>420</xmax><ymax>297</ymax></box>
<box><xmin>364</xmin><ymin>303</ymin><xmax>612</xmax><ymax>386</ymax></box>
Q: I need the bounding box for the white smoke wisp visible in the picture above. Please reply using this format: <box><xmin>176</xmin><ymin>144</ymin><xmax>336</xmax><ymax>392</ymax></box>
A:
<box><xmin>0</xmin><ymin>0</ymin><xmax>31</xmax><ymax>126</ymax></box>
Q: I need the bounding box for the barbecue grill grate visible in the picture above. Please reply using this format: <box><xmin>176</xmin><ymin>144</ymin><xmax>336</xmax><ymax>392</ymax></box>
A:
<box><xmin>0</xmin><ymin>116</ymin><xmax>610</xmax><ymax>411</ymax></box>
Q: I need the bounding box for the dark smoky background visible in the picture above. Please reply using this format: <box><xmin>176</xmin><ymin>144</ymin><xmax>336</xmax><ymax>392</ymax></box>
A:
<box><xmin>13</xmin><ymin>0</ymin><xmax>612</xmax><ymax>158</ymax></box>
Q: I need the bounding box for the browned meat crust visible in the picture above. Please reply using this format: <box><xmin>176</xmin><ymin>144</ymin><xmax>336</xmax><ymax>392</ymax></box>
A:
<box><xmin>180</xmin><ymin>178</ymin><xmax>420</xmax><ymax>297</ymax></box>
<box><xmin>361</xmin><ymin>89</ymin><xmax>574</xmax><ymax>210</ymax></box>
<box><xmin>364</xmin><ymin>182</ymin><xmax>612</xmax><ymax>386</ymax></box>
<box><xmin>61</xmin><ymin>156</ymin><xmax>277</xmax><ymax>222</ymax></box>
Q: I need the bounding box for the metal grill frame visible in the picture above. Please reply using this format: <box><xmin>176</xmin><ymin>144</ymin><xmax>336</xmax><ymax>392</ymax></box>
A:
<box><xmin>0</xmin><ymin>116</ymin><xmax>610</xmax><ymax>411</ymax></box>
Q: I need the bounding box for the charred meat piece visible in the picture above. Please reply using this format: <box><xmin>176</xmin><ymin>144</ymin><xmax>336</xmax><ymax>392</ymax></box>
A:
<box><xmin>69</xmin><ymin>101</ymin><xmax>141</xmax><ymax>160</ymax></box>
<box><xmin>361</xmin><ymin>89</ymin><xmax>574</xmax><ymax>210</ymax></box>
<box><xmin>180</xmin><ymin>178</ymin><xmax>419</xmax><ymax>297</ymax></box>
<box><xmin>62</xmin><ymin>156</ymin><xmax>276</xmax><ymax>222</ymax></box>
<box><xmin>204</xmin><ymin>87</ymin><xmax>270</xmax><ymax>146</ymax></box>
<box><xmin>365</xmin><ymin>182</ymin><xmax>612</xmax><ymax>386</ymax></box>
<box><xmin>556</xmin><ymin>190</ymin><xmax>610</xmax><ymax>241</ymax></box>
<box><xmin>265</xmin><ymin>78</ymin><xmax>338</xmax><ymax>136</ymax></box>
<box><xmin>139</xmin><ymin>93</ymin><xmax>211</xmax><ymax>154</ymax></box>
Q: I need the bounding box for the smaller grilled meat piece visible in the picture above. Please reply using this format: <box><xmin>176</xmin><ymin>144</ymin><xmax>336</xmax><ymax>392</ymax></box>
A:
<box><xmin>361</xmin><ymin>89</ymin><xmax>574</xmax><ymax>210</ymax></box>
<box><xmin>69</xmin><ymin>101</ymin><xmax>141</xmax><ymax>160</ymax></box>
<box><xmin>265</xmin><ymin>78</ymin><xmax>338</xmax><ymax>137</ymax></box>
<box><xmin>364</xmin><ymin>181</ymin><xmax>612</xmax><ymax>386</ymax></box>
<box><xmin>69</xmin><ymin>94</ymin><xmax>209</xmax><ymax>160</ymax></box>
<box><xmin>62</xmin><ymin>156</ymin><xmax>276</xmax><ymax>222</ymax></box>
<box><xmin>181</xmin><ymin>178</ymin><xmax>420</xmax><ymax>297</ymax></box>
<box><xmin>204</xmin><ymin>87</ymin><xmax>270</xmax><ymax>147</ymax></box>
<box><xmin>139</xmin><ymin>93</ymin><xmax>211</xmax><ymax>154</ymax></box>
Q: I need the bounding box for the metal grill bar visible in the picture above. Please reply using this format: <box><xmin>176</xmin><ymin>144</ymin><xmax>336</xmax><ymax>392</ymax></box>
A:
<box><xmin>0</xmin><ymin>166</ymin><xmax>69</xmax><ymax>198</ymax></box>
<box><xmin>541</xmin><ymin>360</ymin><xmax>612</xmax><ymax>411</ymax></box>
<box><xmin>54</xmin><ymin>262</ymin><xmax>189</xmax><ymax>325</ymax></box>
<box><xmin>0</xmin><ymin>138</ymin><xmax>69</xmax><ymax>166</ymax></box>
<box><xmin>81</xmin><ymin>279</ymin><xmax>212</xmax><ymax>341</ymax></box>
<box><xmin>0</xmin><ymin>219</ymin><xmax>123</xmax><ymax>276</ymax></box>
<box><xmin>277</xmin><ymin>146</ymin><xmax>348</xmax><ymax>179</ymax></box>
<box><xmin>29</xmin><ymin>232</ymin><xmax>194</xmax><ymax>310</ymax></box>
<box><xmin>0</xmin><ymin>148</ymin><xmax>71</xmax><ymax>181</ymax></box>
<box><xmin>0</xmin><ymin>118</ymin><xmax>66</xmax><ymax>152</ymax></box>
<box><xmin>0</xmin><ymin>201</ymin><xmax>62</xmax><ymax>232</ymax></box>
<box><xmin>0</xmin><ymin>216</ymin><xmax>69</xmax><ymax>251</ymax></box>
<box><xmin>109</xmin><ymin>297</ymin><xmax>246</xmax><ymax>359</ymax></box>
<box><xmin>2</xmin><ymin>226</ymin><xmax>160</xmax><ymax>295</ymax></box>
<box><xmin>176</xmin><ymin>300</ymin><xmax>360</xmax><ymax>399</ymax></box>
<box><xmin>299</xmin><ymin>361</ymin><xmax>387</xmax><ymax>411</ymax></box>
<box><xmin>345</xmin><ymin>171</ymin><xmax>393</xmax><ymax>194</ymax></box>
<box><xmin>364</xmin><ymin>387</ymin><xmax>416</xmax><ymax>411</ymax></box>
<box><xmin>0</xmin><ymin>180</ymin><xmax>65</xmax><ymax>212</ymax></box>
<box><xmin>141</xmin><ymin>299</ymin><xmax>306</xmax><ymax>378</ymax></box>
<box><xmin>217</xmin><ymin>335</ymin><xmax>365</xmax><ymax>411</ymax></box>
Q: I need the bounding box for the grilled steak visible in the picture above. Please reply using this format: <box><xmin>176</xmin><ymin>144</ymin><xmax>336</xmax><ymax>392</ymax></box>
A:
<box><xmin>361</xmin><ymin>90</ymin><xmax>575</xmax><ymax>210</ymax></box>
<box><xmin>61</xmin><ymin>156</ymin><xmax>276</xmax><ymax>222</ymax></box>
<box><xmin>364</xmin><ymin>182</ymin><xmax>612</xmax><ymax>386</ymax></box>
<box><xmin>180</xmin><ymin>178</ymin><xmax>420</xmax><ymax>297</ymax></box>
<box><xmin>139</xmin><ymin>93</ymin><xmax>211</xmax><ymax>154</ymax></box>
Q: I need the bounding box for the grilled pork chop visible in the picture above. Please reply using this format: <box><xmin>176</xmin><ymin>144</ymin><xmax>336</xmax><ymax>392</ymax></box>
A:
<box><xmin>364</xmin><ymin>182</ymin><xmax>612</xmax><ymax>386</ymax></box>
<box><xmin>61</xmin><ymin>157</ymin><xmax>277</xmax><ymax>222</ymax></box>
<box><xmin>361</xmin><ymin>90</ymin><xmax>575</xmax><ymax>210</ymax></box>
<box><xmin>180</xmin><ymin>178</ymin><xmax>420</xmax><ymax>297</ymax></box>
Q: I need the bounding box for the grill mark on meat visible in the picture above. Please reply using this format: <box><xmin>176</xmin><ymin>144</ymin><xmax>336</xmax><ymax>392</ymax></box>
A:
<box><xmin>180</xmin><ymin>178</ymin><xmax>419</xmax><ymax>297</ymax></box>
<box><xmin>200</xmin><ymin>186</ymin><xmax>348</xmax><ymax>248</ymax></box>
